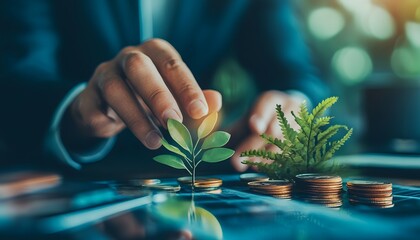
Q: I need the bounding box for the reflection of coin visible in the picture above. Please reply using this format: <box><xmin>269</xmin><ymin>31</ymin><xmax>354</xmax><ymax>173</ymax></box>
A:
<box><xmin>239</xmin><ymin>173</ymin><xmax>270</xmax><ymax>182</ymax></box>
<box><xmin>114</xmin><ymin>185</ymin><xmax>151</xmax><ymax>196</ymax></box>
<box><xmin>116</xmin><ymin>178</ymin><xmax>161</xmax><ymax>187</ymax></box>
<box><xmin>144</xmin><ymin>184</ymin><xmax>181</xmax><ymax>192</ymax></box>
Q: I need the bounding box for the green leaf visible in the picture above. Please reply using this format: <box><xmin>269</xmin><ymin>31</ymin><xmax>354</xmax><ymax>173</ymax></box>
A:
<box><xmin>153</xmin><ymin>155</ymin><xmax>186</xmax><ymax>169</ymax></box>
<box><xmin>197</xmin><ymin>112</ymin><xmax>218</xmax><ymax>139</ymax></box>
<box><xmin>240</xmin><ymin>149</ymin><xmax>278</xmax><ymax>161</ymax></box>
<box><xmin>161</xmin><ymin>138</ymin><xmax>186</xmax><ymax>158</ymax></box>
<box><xmin>201</xmin><ymin>148</ymin><xmax>235</xmax><ymax>163</ymax></box>
<box><xmin>167</xmin><ymin>118</ymin><xmax>193</xmax><ymax>153</ymax></box>
<box><xmin>310</xmin><ymin>96</ymin><xmax>338</xmax><ymax>121</ymax></box>
<box><xmin>276</xmin><ymin>104</ymin><xmax>297</xmax><ymax>144</ymax></box>
<box><xmin>201</xmin><ymin>131</ymin><xmax>230</xmax><ymax>149</ymax></box>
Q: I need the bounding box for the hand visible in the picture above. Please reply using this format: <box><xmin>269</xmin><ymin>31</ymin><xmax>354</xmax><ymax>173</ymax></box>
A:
<box><xmin>67</xmin><ymin>39</ymin><xmax>222</xmax><ymax>149</ymax></box>
<box><xmin>230</xmin><ymin>90</ymin><xmax>304</xmax><ymax>172</ymax></box>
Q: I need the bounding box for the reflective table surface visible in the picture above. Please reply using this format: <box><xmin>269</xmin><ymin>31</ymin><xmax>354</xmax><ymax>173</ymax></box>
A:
<box><xmin>0</xmin><ymin>173</ymin><xmax>419</xmax><ymax>239</ymax></box>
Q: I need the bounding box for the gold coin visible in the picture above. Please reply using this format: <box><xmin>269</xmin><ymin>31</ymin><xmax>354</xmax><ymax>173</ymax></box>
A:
<box><xmin>347</xmin><ymin>192</ymin><xmax>392</xmax><ymax>198</ymax></box>
<box><xmin>346</xmin><ymin>180</ymin><xmax>392</xmax><ymax>189</ymax></box>
<box><xmin>248</xmin><ymin>180</ymin><xmax>292</xmax><ymax>189</ymax></box>
<box><xmin>349</xmin><ymin>195</ymin><xmax>393</xmax><ymax>202</ymax></box>
<box><xmin>295</xmin><ymin>174</ymin><xmax>342</xmax><ymax>183</ymax></box>
<box><xmin>177</xmin><ymin>176</ymin><xmax>222</xmax><ymax>186</ymax></box>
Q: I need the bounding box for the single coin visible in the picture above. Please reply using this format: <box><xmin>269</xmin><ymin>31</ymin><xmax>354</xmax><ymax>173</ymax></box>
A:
<box><xmin>193</xmin><ymin>182</ymin><xmax>222</xmax><ymax>188</ymax></box>
<box><xmin>252</xmin><ymin>189</ymin><xmax>292</xmax><ymax>195</ymax></box>
<box><xmin>177</xmin><ymin>177</ymin><xmax>222</xmax><ymax>185</ymax></box>
<box><xmin>347</xmin><ymin>180</ymin><xmax>392</xmax><ymax>189</ymax></box>
<box><xmin>347</xmin><ymin>188</ymin><xmax>393</xmax><ymax>194</ymax></box>
<box><xmin>323</xmin><ymin>202</ymin><xmax>343</xmax><ymax>208</ymax></box>
<box><xmin>240</xmin><ymin>173</ymin><xmax>270</xmax><ymax>182</ymax></box>
<box><xmin>347</xmin><ymin>191</ymin><xmax>392</xmax><ymax>198</ymax></box>
<box><xmin>350</xmin><ymin>195</ymin><xmax>393</xmax><ymax>202</ymax></box>
<box><xmin>349</xmin><ymin>199</ymin><xmax>393</xmax><ymax>206</ymax></box>
<box><xmin>248</xmin><ymin>180</ymin><xmax>292</xmax><ymax>189</ymax></box>
<box><xmin>295</xmin><ymin>174</ymin><xmax>342</xmax><ymax>183</ymax></box>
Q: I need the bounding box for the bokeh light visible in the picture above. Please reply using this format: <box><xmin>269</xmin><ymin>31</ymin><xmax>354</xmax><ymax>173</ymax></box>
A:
<box><xmin>391</xmin><ymin>46</ymin><xmax>420</xmax><ymax>78</ymax></box>
<box><xmin>332</xmin><ymin>47</ymin><xmax>373</xmax><ymax>85</ymax></box>
<box><xmin>338</xmin><ymin>0</ymin><xmax>372</xmax><ymax>13</ymax></box>
<box><xmin>363</xmin><ymin>6</ymin><xmax>395</xmax><ymax>40</ymax></box>
<box><xmin>406</xmin><ymin>22</ymin><xmax>420</xmax><ymax>48</ymax></box>
<box><xmin>308</xmin><ymin>7</ymin><xmax>345</xmax><ymax>40</ymax></box>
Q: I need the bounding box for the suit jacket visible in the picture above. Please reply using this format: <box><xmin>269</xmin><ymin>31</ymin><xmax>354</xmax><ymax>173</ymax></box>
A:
<box><xmin>0</xmin><ymin>0</ymin><xmax>327</xmax><ymax>177</ymax></box>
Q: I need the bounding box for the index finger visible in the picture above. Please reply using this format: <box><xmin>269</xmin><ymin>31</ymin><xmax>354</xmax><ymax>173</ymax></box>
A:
<box><xmin>140</xmin><ymin>39</ymin><xmax>209</xmax><ymax>119</ymax></box>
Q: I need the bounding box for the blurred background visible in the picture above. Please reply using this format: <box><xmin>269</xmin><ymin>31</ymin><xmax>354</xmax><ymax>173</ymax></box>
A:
<box><xmin>214</xmin><ymin>0</ymin><xmax>420</xmax><ymax>155</ymax></box>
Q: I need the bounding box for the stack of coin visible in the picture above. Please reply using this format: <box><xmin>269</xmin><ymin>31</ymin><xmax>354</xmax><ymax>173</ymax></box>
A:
<box><xmin>239</xmin><ymin>173</ymin><xmax>270</xmax><ymax>183</ymax></box>
<box><xmin>177</xmin><ymin>177</ymin><xmax>223</xmax><ymax>192</ymax></box>
<box><xmin>248</xmin><ymin>180</ymin><xmax>293</xmax><ymax>199</ymax></box>
<box><xmin>346</xmin><ymin>180</ymin><xmax>393</xmax><ymax>208</ymax></box>
<box><xmin>294</xmin><ymin>173</ymin><xmax>343</xmax><ymax>208</ymax></box>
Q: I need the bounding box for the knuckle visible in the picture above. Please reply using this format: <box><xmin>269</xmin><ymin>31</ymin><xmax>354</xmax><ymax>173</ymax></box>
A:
<box><xmin>179</xmin><ymin>83</ymin><xmax>199</xmax><ymax>100</ymax></box>
<box><xmin>124</xmin><ymin>52</ymin><xmax>149</xmax><ymax>75</ymax></box>
<box><xmin>162</xmin><ymin>57</ymin><xmax>183</xmax><ymax>71</ymax></box>
<box><xmin>143</xmin><ymin>38</ymin><xmax>170</xmax><ymax>49</ymax></box>
<box><xmin>85</xmin><ymin>113</ymin><xmax>108</xmax><ymax>132</ymax></box>
<box><xmin>101</xmin><ymin>77</ymin><xmax>121</xmax><ymax>98</ymax></box>
<box><xmin>120</xmin><ymin>46</ymin><xmax>136</xmax><ymax>55</ymax></box>
<box><xmin>95</xmin><ymin>62</ymin><xmax>110</xmax><ymax>74</ymax></box>
<box><xmin>148</xmin><ymin>88</ymin><xmax>169</xmax><ymax>105</ymax></box>
<box><xmin>125</xmin><ymin>117</ymin><xmax>146</xmax><ymax>133</ymax></box>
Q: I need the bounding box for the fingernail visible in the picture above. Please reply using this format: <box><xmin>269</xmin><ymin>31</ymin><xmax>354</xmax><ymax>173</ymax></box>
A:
<box><xmin>106</xmin><ymin>108</ymin><xmax>119</xmax><ymax>121</ymax></box>
<box><xmin>145</xmin><ymin>131</ymin><xmax>161</xmax><ymax>149</ymax></box>
<box><xmin>188</xmin><ymin>100</ymin><xmax>208</xmax><ymax>119</ymax></box>
<box><xmin>250</xmin><ymin>115</ymin><xmax>265</xmax><ymax>134</ymax></box>
<box><xmin>162</xmin><ymin>109</ymin><xmax>182</xmax><ymax>123</ymax></box>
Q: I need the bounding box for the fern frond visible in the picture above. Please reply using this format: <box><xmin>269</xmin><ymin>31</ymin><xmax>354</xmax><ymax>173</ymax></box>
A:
<box><xmin>314</xmin><ymin>116</ymin><xmax>333</xmax><ymax>129</ymax></box>
<box><xmin>315</xmin><ymin>125</ymin><xmax>348</xmax><ymax>151</ymax></box>
<box><xmin>260</xmin><ymin>134</ymin><xmax>285</xmax><ymax>149</ymax></box>
<box><xmin>276</xmin><ymin>104</ymin><xmax>297</xmax><ymax>144</ymax></box>
<box><xmin>322</xmin><ymin>128</ymin><xmax>353</xmax><ymax>161</ymax></box>
<box><xmin>240</xmin><ymin>149</ymin><xmax>278</xmax><ymax>161</ymax></box>
<box><xmin>310</xmin><ymin>97</ymin><xmax>338</xmax><ymax>121</ymax></box>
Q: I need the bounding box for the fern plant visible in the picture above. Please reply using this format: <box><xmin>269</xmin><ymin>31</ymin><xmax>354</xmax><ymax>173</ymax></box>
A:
<box><xmin>154</xmin><ymin>112</ymin><xmax>234</xmax><ymax>186</ymax></box>
<box><xmin>241</xmin><ymin>97</ymin><xmax>352</xmax><ymax>180</ymax></box>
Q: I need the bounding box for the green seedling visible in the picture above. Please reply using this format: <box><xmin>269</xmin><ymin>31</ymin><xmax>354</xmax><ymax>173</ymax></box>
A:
<box><xmin>241</xmin><ymin>97</ymin><xmax>353</xmax><ymax>180</ymax></box>
<box><xmin>154</xmin><ymin>112</ymin><xmax>234</xmax><ymax>186</ymax></box>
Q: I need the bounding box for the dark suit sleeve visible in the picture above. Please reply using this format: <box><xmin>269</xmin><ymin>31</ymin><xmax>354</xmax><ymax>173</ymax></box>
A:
<box><xmin>0</xmin><ymin>0</ymin><xmax>83</xmax><ymax>166</ymax></box>
<box><xmin>234</xmin><ymin>0</ymin><xmax>329</xmax><ymax>104</ymax></box>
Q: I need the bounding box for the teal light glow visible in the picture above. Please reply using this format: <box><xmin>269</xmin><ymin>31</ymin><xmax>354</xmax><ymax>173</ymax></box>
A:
<box><xmin>332</xmin><ymin>47</ymin><xmax>373</xmax><ymax>84</ymax></box>
<box><xmin>308</xmin><ymin>7</ymin><xmax>345</xmax><ymax>40</ymax></box>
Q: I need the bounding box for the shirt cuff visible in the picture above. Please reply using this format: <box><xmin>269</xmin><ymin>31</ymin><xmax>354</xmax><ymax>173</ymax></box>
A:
<box><xmin>44</xmin><ymin>82</ymin><xmax>115</xmax><ymax>169</ymax></box>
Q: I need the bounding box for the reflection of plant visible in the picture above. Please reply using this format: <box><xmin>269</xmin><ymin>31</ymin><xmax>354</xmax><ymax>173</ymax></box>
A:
<box><xmin>155</xmin><ymin>197</ymin><xmax>223</xmax><ymax>239</ymax></box>
<box><xmin>241</xmin><ymin>97</ymin><xmax>353</xmax><ymax>180</ymax></box>
<box><xmin>154</xmin><ymin>112</ymin><xmax>234</xmax><ymax>186</ymax></box>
